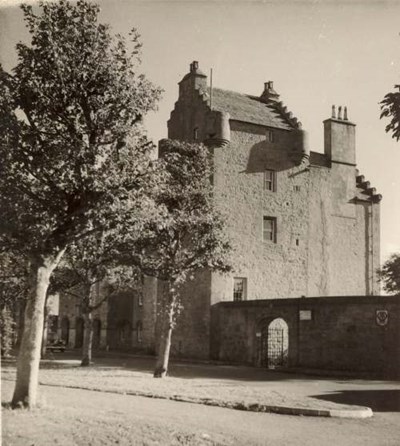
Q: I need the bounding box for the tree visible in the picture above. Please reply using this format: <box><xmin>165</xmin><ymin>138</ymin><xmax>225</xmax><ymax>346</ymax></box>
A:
<box><xmin>0</xmin><ymin>0</ymin><xmax>161</xmax><ymax>407</ymax></box>
<box><xmin>378</xmin><ymin>253</ymin><xmax>400</xmax><ymax>295</ymax></box>
<box><xmin>126</xmin><ymin>139</ymin><xmax>232</xmax><ymax>378</ymax></box>
<box><xmin>51</xmin><ymin>233</ymin><xmax>141</xmax><ymax>366</ymax></box>
<box><xmin>380</xmin><ymin>86</ymin><xmax>400</xmax><ymax>140</ymax></box>
<box><xmin>0</xmin><ymin>251</ymin><xmax>30</xmax><ymax>350</ymax></box>
<box><xmin>1</xmin><ymin>307</ymin><xmax>16</xmax><ymax>357</ymax></box>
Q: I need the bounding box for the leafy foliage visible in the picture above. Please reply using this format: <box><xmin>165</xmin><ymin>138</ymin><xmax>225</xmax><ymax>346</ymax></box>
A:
<box><xmin>0</xmin><ymin>252</ymin><xmax>29</xmax><ymax>308</ymax></box>
<box><xmin>127</xmin><ymin>139</ymin><xmax>232</xmax><ymax>288</ymax></box>
<box><xmin>378</xmin><ymin>253</ymin><xmax>400</xmax><ymax>295</ymax></box>
<box><xmin>1</xmin><ymin>306</ymin><xmax>16</xmax><ymax>357</ymax></box>
<box><xmin>51</xmin><ymin>232</ymin><xmax>141</xmax><ymax>313</ymax></box>
<box><xmin>0</xmin><ymin>0</ymin><xmax>162</xmax><ymax>260</ymax></box>
<box><xmin>380</xmin><ymin>87</ymin><xmax>400</xmax><ymax>141</ymax></box>
<box><xmin>2</xmin><ymin>0</ymin><xmax>163</xmax><ymax>406</ymax></box>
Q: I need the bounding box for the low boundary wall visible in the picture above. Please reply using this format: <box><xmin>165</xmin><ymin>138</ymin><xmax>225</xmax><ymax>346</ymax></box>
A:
<box><xmin>210</xmin><ymin>295</ymin><xmax>400</xmax><ymax>377</ymax></box>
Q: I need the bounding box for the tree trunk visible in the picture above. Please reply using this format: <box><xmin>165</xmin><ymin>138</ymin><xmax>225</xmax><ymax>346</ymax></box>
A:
<box><xmin>154</xmin><ymin>287</ymin><xmax>176</xmax><ymax>378</ymax></box>
<box><xmin>11</xmin><ymin>259</ymin><xmax>54</xmax><ymax>408</ymax></box>
<box><xmin>16</xmin><ymin>297</ymin><xmax>27</xmax><ymax>350</ymax></box>
<box><xmin>81</xmin><ymin>311</ymin><xmax>93</xmax><ymax>367</ymax></box>
<box><xmin>40</xmin><ymin>302</ymin><xmax>49</xmax><ymax>358</ymax></box>
<box><xmin>154</xmin><ymin>318</ymin><xmax>173</xmax><ymax>378</ymax></box>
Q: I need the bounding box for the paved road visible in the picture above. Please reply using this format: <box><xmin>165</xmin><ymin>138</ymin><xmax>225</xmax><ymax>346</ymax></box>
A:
<box><xmin>2</xmin><ymin>378</ymin><xmax>400</xmax><ymax>446</ymax></box>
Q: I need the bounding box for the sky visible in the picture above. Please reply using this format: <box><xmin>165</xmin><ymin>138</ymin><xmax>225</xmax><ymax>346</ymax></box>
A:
<box><xmin>1</xmin><ymin>0</ymin><xmax>400</xmax><ymax>262</ymax></box>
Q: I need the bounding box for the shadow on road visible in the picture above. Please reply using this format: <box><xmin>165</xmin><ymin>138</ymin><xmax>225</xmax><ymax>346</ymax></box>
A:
<box><xmin>313</xmin><ymin>390</ymin><xmax>400</xmax><ymax>412</ymax></box>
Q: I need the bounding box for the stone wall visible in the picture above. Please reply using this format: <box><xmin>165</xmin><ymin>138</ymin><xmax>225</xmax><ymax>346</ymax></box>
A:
<box><xmin>211</xmin><ymin>296</ymin><xmax>400</xmax><ymax>377</ymax></box>
<box><xmin>211</xmin><ymin>121</ymin><xmax>310</xmax><ymax>302</ymax></box>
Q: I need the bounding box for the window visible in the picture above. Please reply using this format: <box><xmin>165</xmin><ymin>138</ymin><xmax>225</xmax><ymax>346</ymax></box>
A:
<box><xmin>138</xmin><ymin>294</ymin><xmax>143</xmax><ymax>307</ymax></box>
<box><xmin>264</xmin><ymin>169</ymin><xmax>276</xmax><ymax>191</ymax></box>
<box><xmin>267</xmin><ymin>130</ymin><xmax>275</xmax><ymax>142</ymax></box>
<box><xmin>263</xmin><ymin>216</ymin><xmax>277</xmax><ymax>242</ymax></box>
<box><xmin>193</xmin><ymin>127</ymin><xmax>199</xmax><ymax>140</ymax></box>
<box><xmin>233</xmin><ymin>278</ymin><xmax>247</xmax><ymax>301</ymax></box>
<box><xmin>293</xmin><ymin>185</ymin><xmax>301</xmax><ymax>192</ymax></box>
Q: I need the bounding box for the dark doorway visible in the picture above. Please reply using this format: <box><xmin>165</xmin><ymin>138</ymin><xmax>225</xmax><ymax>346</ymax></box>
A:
<box><xmin>75</xmin><ymin>317</ymin><xmax>84</xmax><ymax>348</ymax></box>
<box><xmin>60</xmin><ymin>317</ymin><xmax>70</xmax><ymax>345</ymax></box>
<box><xmin>117</xmin><ymin>320</ymin><xmax>132</xmax><ymax>349</ymax></box>
<box><xmin>93</xmin><ymin>319</ymin><xmax>101</xmax><ymax>349</ymax></box>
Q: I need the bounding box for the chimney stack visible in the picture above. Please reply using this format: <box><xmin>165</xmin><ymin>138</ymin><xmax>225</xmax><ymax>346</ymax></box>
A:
<box><xmin>178</xmin><ymin>60</ymin><xmax>207</xmax><ymax>99</ymax></box>
<box><xmin>324</xmin><ymin>105</ymin><xmax>356</xmax><ymax>165</ymax></box>
<box><xmin>260</xmin><ymin>80</ymin><xmax>279</xmax><ymax>102</ymax></box>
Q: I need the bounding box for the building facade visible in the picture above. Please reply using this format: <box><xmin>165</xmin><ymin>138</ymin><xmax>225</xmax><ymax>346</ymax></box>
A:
<box><xmin>55</xmin><ymin>61</ymin><xmax>383</xmax><ymax>367</ymax></box>
<box><xmin>157</xmin><ymin>61</ymin><xmax>382</xmax><ymax>360</ymax></box>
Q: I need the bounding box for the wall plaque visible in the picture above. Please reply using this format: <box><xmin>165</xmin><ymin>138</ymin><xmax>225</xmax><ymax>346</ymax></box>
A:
<box><xmin>299</xmin><ymin>310</ymin><xmax>312</xmax><ymax>321</ymax></box>
<box><xmin>376</xmin><ymin>310</ymin><xmax>389</xmax><ymax>326</ymax></box>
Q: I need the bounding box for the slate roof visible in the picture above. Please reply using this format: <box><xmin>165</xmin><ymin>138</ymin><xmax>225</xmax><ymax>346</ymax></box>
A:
<box><xmin>208</xmin><ymin>88</ymin><xmax>294</xmax><ymax>130</ymax></box>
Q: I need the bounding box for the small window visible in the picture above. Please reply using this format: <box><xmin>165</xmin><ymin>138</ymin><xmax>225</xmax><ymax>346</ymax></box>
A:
<box><xmin>267</xmin><ymin>130</ymin><xmax>275</xmax><ymax>142</ymax></box>
<box><xmin>264</xmin><ymin>169</ymin><xmax>276</xmax><ymax>191</ymax></box>
<box><xmin>193</xmin><ymin>127</ymin><xmax>199</xmax><ymax>140</ymax></box>
<box><xmin>263</xmin><ymin>216</ymin><xmax>277</xmax><ymax>243</ymax></box>
<box><xmin>233</xmin><ymin>278</ymin><xmax>247</xmax><ymax>301</ymax></box>
<box><xmin>294</xmin><ymin>185</ymin><xmax>301</xmax><ymax>192</ymax></box>
<box><xmin>138</xmin><ymin>294</ymin><xmax>143</xmax><ymax>307</ymax></box>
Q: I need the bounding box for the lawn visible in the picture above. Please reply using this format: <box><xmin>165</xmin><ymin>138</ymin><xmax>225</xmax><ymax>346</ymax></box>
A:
<box><xmin>1</xmin><ymin>355</ymin><xmax>360</xmax><ymax>413</ymax></box>
<box><xmin>1</xmin><ymin>380</ymin><xmax>234</xmax><ymax>446</ymax></box>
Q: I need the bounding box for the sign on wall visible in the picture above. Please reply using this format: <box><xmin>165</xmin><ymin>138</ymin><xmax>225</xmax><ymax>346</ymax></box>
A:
<box><xmin>376</xmin><ymin>310</ymin><xmax>389</xmax><ymax>327</ymax></box>
<box><xmin>299</xmin><ymin>310</ymin><xmax>312</xmax><ymax>321</ymax></box>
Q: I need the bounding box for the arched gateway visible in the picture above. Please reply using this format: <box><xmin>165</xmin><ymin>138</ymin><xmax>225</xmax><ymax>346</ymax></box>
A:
<box><xmin>260</xmin><ymin>318</ymin><xmax>289</xmax><ymax>369</ymax></box>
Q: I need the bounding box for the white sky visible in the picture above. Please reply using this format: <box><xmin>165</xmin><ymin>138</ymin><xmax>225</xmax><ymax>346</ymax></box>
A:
<box><xmin>1</xmin><ymin>0</ymin><xmax>400</xmax><ymax>262</ymax></box>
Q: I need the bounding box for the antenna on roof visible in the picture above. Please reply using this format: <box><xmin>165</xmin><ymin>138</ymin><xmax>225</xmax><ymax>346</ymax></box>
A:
<box><xmin>210</xmin><ymin>68</ymin><xmax>213</xmax><ymax>110</ymax></box>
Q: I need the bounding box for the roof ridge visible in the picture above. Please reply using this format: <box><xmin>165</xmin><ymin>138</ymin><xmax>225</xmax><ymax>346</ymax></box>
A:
<box><xmin>208</xmin><ymin>86</ymin><xmax>301</xmax><ymax>129</ymax></box>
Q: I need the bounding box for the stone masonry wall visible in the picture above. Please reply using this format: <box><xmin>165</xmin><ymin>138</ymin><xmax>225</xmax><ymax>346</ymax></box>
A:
<box><xmin>211</xmin><ymin>121</ymin><xmax>309</xmax><ymax>302</ymax></box>
<box><xmin>211</xmin><ymin>296</ymin><xmax>400</xmax><ymax>377</ymax></box>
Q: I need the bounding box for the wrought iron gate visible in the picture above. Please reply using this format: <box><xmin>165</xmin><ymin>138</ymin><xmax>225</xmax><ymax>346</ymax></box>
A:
<box><xmin>267</xmin><ymin>327</ymin><xmax>288</xmax><ymax>368</ymax></box>
<box><xmin>260</xmin><ymin>318</ymin><xmax>289</xmax><ymax>368</ymax></box>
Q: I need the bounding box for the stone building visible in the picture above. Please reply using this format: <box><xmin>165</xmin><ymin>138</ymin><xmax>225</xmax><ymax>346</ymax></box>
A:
<box><xmin>56</xmin><ymin>61</ymin><xmax>391</xmax><ymax>373</ymax></box>
<box><xmin>152</xmin><ymin>61</ymin><xmax>382</xmax><ymax>361</ymax></box>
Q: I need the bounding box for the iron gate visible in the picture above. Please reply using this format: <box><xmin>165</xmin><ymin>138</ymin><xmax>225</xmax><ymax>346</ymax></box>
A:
<box><xmin>260</xmin><ymin>318</ymin><xmax>289</xmax><ymax>368</ymax></box>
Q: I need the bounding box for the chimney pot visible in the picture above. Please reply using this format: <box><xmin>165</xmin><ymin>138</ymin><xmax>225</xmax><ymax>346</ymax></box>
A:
<box><xmin>264</xmin><ymin>81</ymin><xmax>274</xmax><ymax>90</ymax></box>
<box><xmin>191</xmin><ymin>61</ymin><xmax>199</xmax><ymax>72</ymax></box>
<box><xmin>332</xmin><ymin>105</ymin><xmax>336</xmax><ymax>119</ymax></box>
<box><xmin>344</xmin><ymin>106</ymin><xmax>348</xmax><ymax>121</ymax></box>
<box><xmin>338</xmin><ymin>106</ymin><xmax>342</xmax><ymax>120</ymax></box>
